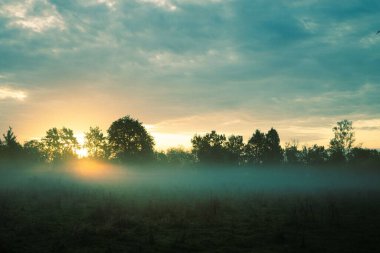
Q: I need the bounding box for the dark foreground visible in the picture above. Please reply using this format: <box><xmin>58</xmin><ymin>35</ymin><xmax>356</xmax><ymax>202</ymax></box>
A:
<box><xmin>1</xmin><ymin>166</ymin><xmax>380</xmax><ymax>253</ymax></box>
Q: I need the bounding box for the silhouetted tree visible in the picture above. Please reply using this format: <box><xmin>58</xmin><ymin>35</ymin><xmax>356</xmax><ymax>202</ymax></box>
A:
<box><xmin>42</xmin><ymin>127</ymin><xmax>79</xmax><ymax>162</ymax></box>
<box><xmin>301</xmin><ymin>145</ymin><xmax>328</xmax><ymax>166</ymax></box>
<box><xmin>0</xmin><ymin>127</ymin><xmax>23</xmax><ymax>160</ymax></box>
<box><xmin>245</xmin><ymin>130</ymin><xmax>266</xmax><ymax>165</ymax></box>
<box><xmin>225</xmin><ymin>135</ymin><xmax>244</xmax><ymax>165</ymax></box>
<box><xmin>85</xmin><ymin>127</ymin><xmax>109</xmax><ymax>160</ymax></box>
<box><xmin>329</xmin><ymin>120</ymin><xmax>355</xmax><ymax>163</ymax></box>
<box><xmin>264</xmin><ymin>128</ymin><xmax>282</xmax><ymax>164</ymax></box>
<box><xmin>166</xmin><ymin>147</ymin><xmax>195</xmax><ymax>166</ymax></box>
<box><xmin>348</xmin><ymin>147</ymin><xmax>380</xmax><ymax>169</ymax></box>
<box><xmin>284</xmin><ymin>140</ymin><xmax>302</xmax><ymax>165</ymax></box>
<box><xmin>154</xmin><ymin>151</ymin><xmax>168</xmax><ymax>164</ymax></box>
<box><xmin>107</xmin><ymin>116</ymin><xmax>154</xmax><ymax>162</ymax></box>
<box><xmin>24</xmin><ymin>140</ymin><xmax>46</xmax><ymax>162</ymax></box>
<box><xmin>191</xmin><ymin>131</ymin><xmax>229</xmax><ymax>164</ymax></box>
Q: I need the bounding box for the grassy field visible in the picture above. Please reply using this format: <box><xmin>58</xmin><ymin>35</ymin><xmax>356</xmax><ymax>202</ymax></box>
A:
<box><xmin>1</xmin><ymin>163</ymin><xmax>380</xmax><ymax>253</ymax></box>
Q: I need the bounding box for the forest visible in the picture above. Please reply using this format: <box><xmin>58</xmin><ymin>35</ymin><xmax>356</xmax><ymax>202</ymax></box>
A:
<box><xmin>1</xmin><ymin>116</ymin><xmax>379</xmax><ymax>169</ymax></box>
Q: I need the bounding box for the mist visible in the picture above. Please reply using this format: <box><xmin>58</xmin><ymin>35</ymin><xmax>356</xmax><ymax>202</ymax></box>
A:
<box><xmin>2</xmin><ymin>162</ymin><xmax>380</xmax><ymax>252</ymax></box>
<box><xmin>2</xmin><ymin>162</ymin><xmax>379</xmax><ymax>197</ymax></box>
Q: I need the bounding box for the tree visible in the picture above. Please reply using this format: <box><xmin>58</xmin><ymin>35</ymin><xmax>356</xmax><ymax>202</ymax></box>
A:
<box><xmin>107</xmin><ymin>116</ymin><xmax>154</xmax><ymax>162</ymax></box>
<box><xmin>60</xmin><ymin>127</ymin><xmax>79</xmax><ymax>159</ymax></box>
<box><xmin>166</xmin><ymin>147</ymin><xmax>195</xmax><ymax>166</ymax></box>
<box><xmin>24</xmin><ymin>140</ymin><xmax>46</xmax><ymax>162</ymax></box>
<box><xmin>0</xmin><ymin>127</ymin><xmax>23</xmax><ymax>160</ymax></box>
<box><xmin>245</xmin><ymin>130</ymin><xmax>266</xmax><ymax>165</ymax></box>
<box><xmin>284</xmin><ymin>140</ymin><xmax>301</xmax><ymax>165</ymax></box>
<box><xmin>347</xmin><ymin>147</ymin><xmax>380</xmax><ymax>169</ymax></box>
<box><xmin>329</xmin><ymin>120</ymin><xmax>355</xmax><ymax>163</ymax></box>
<box><xmin>264</xmin><ymin>128</ymin><xmax>282</xmax><ymax>164</ymax></box>
<box><xmin>191</xmin><ymin>130</ymin><xmax>229</xmax><ymax>164</ymax></box>
<box><xmin>225</xmin><ymin>135</ymin><xmax>244</xmax><ymax>165</ymax></box>
<box><xmin>301</xmin><ymin>145</ymin><xmax>328</xmax><ymax>166</ymax></box>
<box><xmin>42</xmin><ymin>127</ymin><xmax>79</xmax><ymax>162</ymax></box>
<box><xmin>84</xmin><ymin>127</ymin><xmax>109</xmax><ymax>160</ymax></box>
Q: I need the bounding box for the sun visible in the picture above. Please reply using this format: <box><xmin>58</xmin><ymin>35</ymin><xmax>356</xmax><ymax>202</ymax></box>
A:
<box><xmin>76</xmin><ymin>148</ymin><xmax>89</xmax><ymax>158</ymax></box>
<box><xmin>75</xmin><ymin>132</ymin><xmax>89</xmax><ymax>158</ymax></box>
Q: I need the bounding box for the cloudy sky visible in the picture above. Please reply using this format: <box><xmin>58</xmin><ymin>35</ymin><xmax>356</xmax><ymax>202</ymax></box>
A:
<box><xmin>0</xmin><ymin>0</ymin><xmax>379</xmax><ymax>150</ymax></box>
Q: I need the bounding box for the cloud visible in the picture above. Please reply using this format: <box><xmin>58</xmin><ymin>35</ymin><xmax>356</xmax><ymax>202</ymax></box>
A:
<box><xmin>139</xmin><ymin>0</ymin><xmax>177</xmax><ymax>11</ymax></box>
<box><xmin>0</xmin><ymin>0</ymin><xmax>380</xmax><ymax>147</ymax></box>
<box><xmin>0</xmin><ymin>86</ymin><xmax>27</xmax><ymax>101</ymax></box>
<box><xmin>0</xmin><ymin>0</ymin><xmax>65</xmax><ymax>32</ymax></box>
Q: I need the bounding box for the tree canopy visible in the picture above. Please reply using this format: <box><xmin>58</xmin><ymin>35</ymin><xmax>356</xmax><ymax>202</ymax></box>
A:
<box><xmin>85</xmin><ymin>127</ymin><xmax>109</xmax><ymax>160</ymax></box>
<box><xmin>42</xmin><ymin>127</ymin><xmax>79</xmax><ymax>162</ymax></box>
<box><xmin>329</xmin><ymin>120</ymin><xmax>355</xmax><ymax>163</ymax></box>
<box><xmin>107</xmin><ymin>116</ymin><xmax>154</xmax><ymax>162</ymax></box>
<box><xmin>0</xmin><ymin>117</ymin><xmax>379</xmax><ymax>169</ymax></box>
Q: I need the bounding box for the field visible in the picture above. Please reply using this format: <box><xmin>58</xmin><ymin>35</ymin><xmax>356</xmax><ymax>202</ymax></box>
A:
<box><xmin>1</xmin><ymin>162</ymin><xmax>380</xmax><ymax>253</ymax></box>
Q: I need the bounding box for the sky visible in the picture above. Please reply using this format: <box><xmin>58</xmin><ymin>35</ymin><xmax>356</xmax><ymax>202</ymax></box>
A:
<box><xmin>0</xmin><ymin>0</ymin><xmax>380</xmax><ymax>150</ymax></box>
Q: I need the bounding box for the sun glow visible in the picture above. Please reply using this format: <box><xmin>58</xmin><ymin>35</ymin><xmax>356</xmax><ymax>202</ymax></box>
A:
<box><xmin>76</xmin><ymin>148</ymin><xmax>88</xmax><ymax>158</ymax></box>
<box><xmin>75</xmin><ymin>132</ymin><xmax>89</xmax><ymax>158</ymax></box>
<box><xmin>70</xmin><ymin>160</ymin><xmax>125</xmax><ymax>181</ymax></box>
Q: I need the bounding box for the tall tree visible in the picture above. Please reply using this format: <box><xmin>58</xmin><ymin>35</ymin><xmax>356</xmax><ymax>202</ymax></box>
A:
<box><xmin>85</xmin><ymin>127</ymin><xmax>109</xmax><ymax>160</ymax></box>
<box><xmin>60</xmin><ymin>127</ymin><xmax>79</xmax><ymax>159</ymax></box>
<box><xmin>191</xmin><ymin>130</ymin><xmax>229</xmax><ymax>164</ymax></box>
<box><xmin>107</xmin><ymin>116</ymin><xmax>154</xmax><ymax>162</ymax></box>
<box><xmin>0</xmin><ymin>127</ymin><xmax>23</xmax><ymax>159</ymax></box>
<box><xmin>329</xmin><ymin>120</ymin><xmax>355</xmax><ymax>163</ymax></box>
<box><xmin>245</xmin><ymin>130</ymin><xmax>266</xmax><ymax>165</ymax></box>
<box><xmin>264</xmin><ymin>128</ymin><xmax>283</xmax><ymax>164</ymax></box>
<box><xmin>42</xmin><ymin>127</ymin><xmax>79</xmax><ymax>162</ymax></box>
<box><xmin>284</xmin><ymin>140</ymin><xmax>301</xmax><ymax>165</ymax></box>
<box><xmin>24</xmin><ymin>140</ymin><xmax>46</xmax><ymax>162</ymax></box>
<box><xmin>225</xmin><ymin>135</ymin><xmax>244</xmax><ymax>165</ymax></box>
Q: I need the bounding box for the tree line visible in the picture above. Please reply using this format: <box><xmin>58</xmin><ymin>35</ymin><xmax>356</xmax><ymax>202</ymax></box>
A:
<box><xmin>0</xmin><ymin>116</ymin><xmax>379</xmax><ymax>169</ymax></box>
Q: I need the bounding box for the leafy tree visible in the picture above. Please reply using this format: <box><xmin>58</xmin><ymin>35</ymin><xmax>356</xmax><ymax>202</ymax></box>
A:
<box><xmin>107</xmin><ymin>116</ymin><xmax>154</xmax><ymax>162</ymax></box>
<box><xmin>191</xmin><ymin>130</ymin><xmax>229</xmax><ymax>164</ymax></box>
<box><xmin>301</xmin><ymin>145</ymin><xmax>328</xmax><ymax>166</ymax></box>
<box><xmin>225</xmin><ymin>135</ymin><xmax>244</xmax><ymax>165</ymax></box>
<box><xmin>245</xmin><ymin>130</ymin><xmax>266</xmax><ymax>165</ymax></box>
<box><xmin>154</xmin><ymin>151</ymin><xmax>168</xmax><ymax>164</ymax></box>
<box><xmin>166</xmin><ymin>147</ymin><xmax>195</xmax><ymax>166</ymax></box>
<box><xmin>329</xmin><ymin>120</ymin><xmax>355</xmax><ymax>163</ymax></box>
<box><xmin>24</xmin><ymin>140</ymin><xmax>46</xmax><ymax>162</ymax></box>
<box><xmin>348</xmin><ymin>147</ymin><xmax>380</xmax><ymax>169</ymax></box>
<box><xmin>85</xmin><ymin>127</ymin><xmax>109</xmax><ymax>160</ymax></box>
<box><xmin>264</xmin><ymin>128</ymin><xmax>282</xmax><ymax>164</ymax></box>
<box><xmin>43</xmin><ymin>128</ymin><xmax>60</xmax><ymax>162</ymax></box>
<box><xmin>42</xmin><ymin>127</ymin><xmax>79</xmax><ymax>162</ymax></box>
<box><xmin>284</xmin><ymin>140</ymin><xmax>302</xmax><ymax>165</ymax></box>
<box><xmin>60</xmin><ymin>128</ymin><xmax>79</xmax><ymax>159</ymax></box>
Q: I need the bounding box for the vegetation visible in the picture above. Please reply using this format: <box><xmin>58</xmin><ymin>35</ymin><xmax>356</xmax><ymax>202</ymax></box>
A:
<box><xmin>0</xmin><ymin>117</ymin><xmax>379</xmax><ymax>169</ymax></box>
<box><xmin>107</xmin><ymin>116</ymin><xmax>155</xmax><ymax>163</ymax></box>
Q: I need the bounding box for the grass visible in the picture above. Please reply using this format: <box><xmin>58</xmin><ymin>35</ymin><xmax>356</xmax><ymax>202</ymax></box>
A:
<box><xmin>0</xmin><ymin>165</ymin><xmax>380</xmax><ymax>252</ymax></box>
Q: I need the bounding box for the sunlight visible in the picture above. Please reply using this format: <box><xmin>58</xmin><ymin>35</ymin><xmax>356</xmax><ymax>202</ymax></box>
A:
<box><xmin>70</xmin><ymin>160</ymin><xmax>124</xmax><ymax>182</ymax></box>
<box><xmin>75</xmin><ymin>132</ymin><xmax>88</xmax><ymax>158</ymax></box>
<box><xmin>75</xmin><ymin>148</ymin><xmax>88</xmax><ymax>158</ymax></box>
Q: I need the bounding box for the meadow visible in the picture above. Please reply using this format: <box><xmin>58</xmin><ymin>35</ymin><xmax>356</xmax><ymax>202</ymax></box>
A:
<box><xmin>1</xmin><ymin>162</ymin><xmax>380</xmax><ymax>253</ymax></box>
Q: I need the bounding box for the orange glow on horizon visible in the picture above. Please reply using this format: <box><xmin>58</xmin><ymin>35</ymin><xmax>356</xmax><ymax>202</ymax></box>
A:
<box><xmin>70</xmin><ymin>160</ymin><xmax>124</xmax><ymax>181</ymax></box>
